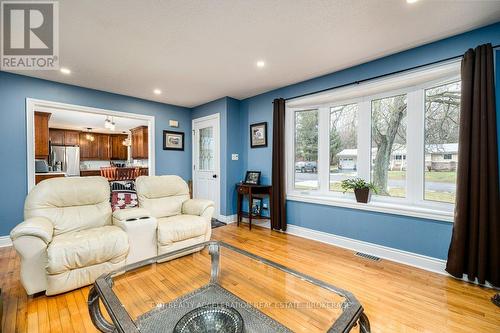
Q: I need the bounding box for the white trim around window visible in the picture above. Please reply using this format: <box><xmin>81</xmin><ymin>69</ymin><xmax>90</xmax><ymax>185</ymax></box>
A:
<box><xmin>285</xmin><ymin>60</ymin><xmax>461</xmax><ymax>223</ymax></box>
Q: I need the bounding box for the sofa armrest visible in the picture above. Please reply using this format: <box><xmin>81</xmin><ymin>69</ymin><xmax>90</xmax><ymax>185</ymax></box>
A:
<box><xmin>182</xmin><ymin>199</ymin><xmax>214</xmax><ymax>217</ymax></box>
<box><xmin>113</xmin><ymin>208</ymin><xmax>151</xmax><ymax>222</ymax></box>
<box><xmin>10</xmin><ymin>216</ymin><xmax>53</xmax><ymax>244</ymax></box>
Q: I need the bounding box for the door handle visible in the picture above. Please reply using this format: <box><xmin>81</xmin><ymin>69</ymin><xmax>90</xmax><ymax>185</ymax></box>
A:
<box><xmin>212</xmin><ymin>174</ymin><xmax>217</xmax><ymax>178</ymax></box>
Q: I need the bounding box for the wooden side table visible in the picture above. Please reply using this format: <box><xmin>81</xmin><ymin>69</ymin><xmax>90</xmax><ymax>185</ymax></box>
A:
<box><xmin>236</xmin><ymin>183</ymin><xmax>272</xmax><ymax>230</ymax></box>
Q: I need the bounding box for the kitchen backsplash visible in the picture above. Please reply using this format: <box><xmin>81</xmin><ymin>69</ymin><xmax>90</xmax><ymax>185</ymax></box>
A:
<box><xmin>80</xmin><ymin>159</ymin><xmax>148</xmax><ymax>170</ymax></box>
<box><xmin>80</xmin><ymin>160</ymin><xmax>112</xmax><ymax>170</ymax></box>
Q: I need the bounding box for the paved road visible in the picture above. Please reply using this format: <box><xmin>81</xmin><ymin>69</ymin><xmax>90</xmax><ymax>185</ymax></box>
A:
<box><xmin>295</xmin><ymin>171</ymin><xmax>456</xmax><ymax>192</ymax></box>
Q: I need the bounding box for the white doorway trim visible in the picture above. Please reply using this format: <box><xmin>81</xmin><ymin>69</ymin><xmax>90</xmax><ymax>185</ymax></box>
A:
<box><xmin>26</xmin><ymin>98</ymin><xmax>156</xmax><ymax>192</ymax></box>
<box><xmin>192</xmin><ymin>113</ymin><xmax>221</xmax><ymax>219</ymax></box>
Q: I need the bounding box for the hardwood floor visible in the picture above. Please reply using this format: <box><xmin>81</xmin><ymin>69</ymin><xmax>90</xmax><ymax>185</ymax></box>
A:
<box><xmin>1</xmin><ymin>223</ymin><xmax>499</xmax><ymax>332</ymax></box>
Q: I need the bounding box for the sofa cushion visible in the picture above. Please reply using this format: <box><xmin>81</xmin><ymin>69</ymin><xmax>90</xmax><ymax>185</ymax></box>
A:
<box><xmin>157</xmin><ymin>215</ymin><xmax>208</xmax><ymax>245</ymax></box>
<box><xmin>47</xmin><ymin>225</ymin><xmax>129</xmax><ymax>274</ymax></box>
<box><xmin>24</xmin><ymin>176</ymin><xmax>112</xmax><ymax>236</ymax></box>
<box><xmin>136</xmin><ymin>176</ymin><xmax>190</xmax><ymax>218</ymax></box>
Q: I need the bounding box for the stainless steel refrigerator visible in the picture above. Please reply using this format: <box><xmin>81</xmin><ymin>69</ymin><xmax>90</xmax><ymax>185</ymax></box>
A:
<box><xmin>51</xmin><ymin>146</ymin><xmax>80</xmax><ymax>176</ymax></box>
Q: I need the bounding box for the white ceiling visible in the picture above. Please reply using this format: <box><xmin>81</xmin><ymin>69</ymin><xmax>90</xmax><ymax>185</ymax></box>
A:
<box><xmin>48</xmin><ymin>109</ymin><xmax>147</xmax><ymax>134</ymax></box>
<box><xmin>9</xmin><ymin>0</ymin><xmax>500</xmax><ymax>107</ymax></box>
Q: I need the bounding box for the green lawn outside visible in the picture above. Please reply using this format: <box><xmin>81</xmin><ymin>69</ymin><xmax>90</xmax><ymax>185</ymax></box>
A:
<box><xmin>389</xmin><ymin>170</ymin><xmax>456</xmax><ymax>183</ymax></box>
<box><xmin>297</xmin><ymin>182</ymin><xmax>455</xmax><ymax>203</ymax></box>
<box><xmin>329</xmin><ymin>169</ymin><xmax>456</xmax><ymax>183</ymax></box>
<box><xmin>295</xmin><ymin>170</ymin><xmax>456</xmax><ymax>203</ymax></box>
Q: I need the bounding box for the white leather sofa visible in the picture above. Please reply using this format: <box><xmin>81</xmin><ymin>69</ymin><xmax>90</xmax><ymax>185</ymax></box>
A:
<box><xmin>10</xmin><ymin>177</ymin><xmax>129</xmax><ymax>295</ymax></box>
<box><xmin>11</xmin><ymin>175</ymin><xmax>214</xmax><ymax>296</ymax></box>
<box><xmin>135</xmin><ymin>175</ymin><xmax>214</xmax><ymax>258</ymax></box>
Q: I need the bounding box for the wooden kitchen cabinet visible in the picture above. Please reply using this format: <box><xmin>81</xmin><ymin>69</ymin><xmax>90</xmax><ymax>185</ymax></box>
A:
<box><xmin>80</xmin><ymin>133</ymin><xmax>113</xmax><ymax>160</ymax></box>
<box><xmin>97</xmin><ymin>134</ymin><xmax>111</xmax><ymax>160</ymax></box>
<box><xmin>79</xmin><ymin>132</ymin><xmax>99</xmax><ymax>160</ymax></box>
<box><xmin>64</xmin><ymin>130</ymin><xmax>80</xmax><ymax>146</ymax></box>
<box><xmin>131</xmin><ymin>126</ymin><xmax>148</xmax><ymax>159</ymax></box>
<box><xmin>110</xmin><ymin>134</ymin><xmax>128</xmax><ymax>160</ymax></box>
<box><xmin>80</xmin><ymin>170</ymin><xmax>101</xmax><ymax>177</ymax></box>
<box><xmin>50</xmin><ymin>128</ymin><xmax>80</xmax><ymax>146</ymax></box>
<box><xmin>35</xmin><ymin>173</ymin><xmax>65</xmax><ymax>184</ymax></box>
<box><xmin>34</xmin><ymin>112</ymin><xmax>51</xmax><ymax>158</ymax></box>
<box><xmin>49</xmin><ymin>128</ymin><xmax>64</xmax><ymax>145</ymax></box>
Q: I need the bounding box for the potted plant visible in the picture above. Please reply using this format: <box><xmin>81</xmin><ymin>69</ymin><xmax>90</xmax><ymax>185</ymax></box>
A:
<box><xmin>341</xmin><ymin>178</ymin><xmax>378</xmax><ymax>203</ymax></box>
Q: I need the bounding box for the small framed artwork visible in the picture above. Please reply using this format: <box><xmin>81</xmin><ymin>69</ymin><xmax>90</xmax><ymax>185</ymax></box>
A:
<box><xmin>251</xmin><ymin>198</ymin><xmax>263</xmax><ymax>216</ymax></box>
<box><xmin>163</xmin><ymin>130</ymin><xmax>184</xmax><ymax>151</ymax></box>
<box><xmin>250</xmin><ymin>122</ymin><xmax>268</xmax><ymax>148</ymax></box>
<box><xmin>244</xmin><ymin>171</ymin><xmax>261</xmax><ymax>185</ymax></box>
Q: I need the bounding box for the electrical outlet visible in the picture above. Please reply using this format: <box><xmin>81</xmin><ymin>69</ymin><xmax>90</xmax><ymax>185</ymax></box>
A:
<box><xmin>231</xmin><ymin>154</ymin><xmax>239</xmax><ymax>161</ymax></box>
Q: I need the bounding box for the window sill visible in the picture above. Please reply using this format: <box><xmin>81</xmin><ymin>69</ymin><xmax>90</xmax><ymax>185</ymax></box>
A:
<box><xmin>286</xmin><ymin>193</ymin><xmax>454</xmax><ymax>222</ymax></box>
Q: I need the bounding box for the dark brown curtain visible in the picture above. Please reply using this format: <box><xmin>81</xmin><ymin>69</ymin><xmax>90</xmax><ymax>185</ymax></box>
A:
<box><xmin>271</xmin><ymin>98</ymin><xmax>287</xmax><ymax>231</ymax></box>
<box><xmin>446</xmin><ymin>44</ymin><xmax>499</xmax><ymax>286</ymax></box>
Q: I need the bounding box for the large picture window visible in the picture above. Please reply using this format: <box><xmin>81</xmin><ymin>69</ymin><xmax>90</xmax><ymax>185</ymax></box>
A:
<box><xmin>285</xmin><ymin>62</ymin><xmax>461</xmax><ymax>221</ymax></box>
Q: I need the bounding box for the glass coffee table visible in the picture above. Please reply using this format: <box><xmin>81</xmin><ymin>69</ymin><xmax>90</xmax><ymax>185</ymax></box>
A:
<box><xmin>88</xmin><ymin>241</ymin><xmax>370</xmax><ymax>332</ymax></box>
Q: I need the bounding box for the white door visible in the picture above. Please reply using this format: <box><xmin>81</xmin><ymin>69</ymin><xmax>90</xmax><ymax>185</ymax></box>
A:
<box><xmin>192</xmin><ymin>114</ymin><xmax>220</xmax><ymax>219</ymax></box>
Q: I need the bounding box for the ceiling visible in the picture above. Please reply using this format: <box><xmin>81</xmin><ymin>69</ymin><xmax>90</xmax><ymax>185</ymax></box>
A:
<box><xmin>8</xmin><ymin>0</ymin><xmax>500</xmax><ymax>107</ymax></box>
<box><xmin>49</xmin><ymin>109</ymin><xmax>147</xmax><ymax>134</ymax></box>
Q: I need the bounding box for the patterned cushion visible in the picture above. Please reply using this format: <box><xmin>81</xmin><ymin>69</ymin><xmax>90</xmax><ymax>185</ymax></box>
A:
<box><xmin>110</xmin><ymin>180</ymin><xmax>138</xmax><ymax>211</ymax></box>
<box><xmin>110</xmin><ymin>180</ymin><xmax>136</xmax><ymax>192</ymax></box>
<box><xmin>111</xmin><ymin>191</ymin><xmax>138</xmax><ymax>211</ymax></box>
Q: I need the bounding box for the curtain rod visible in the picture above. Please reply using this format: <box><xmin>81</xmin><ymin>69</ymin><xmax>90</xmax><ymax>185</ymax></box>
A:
<box><xmin>283</xmin><ymin>43</ymin><xmax>500</xmax><ymax>102</ymax></box>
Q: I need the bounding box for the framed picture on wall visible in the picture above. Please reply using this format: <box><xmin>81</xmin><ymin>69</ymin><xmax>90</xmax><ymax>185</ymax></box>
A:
<box><xmin>250</xmin><ymin>122</ymin><xmax>268</xmax><ymax>148</ymax></box>
<box><xmin>163</xmin><ymin>130</ymin><xmax>184</xmax><ymax>151</ymax></box>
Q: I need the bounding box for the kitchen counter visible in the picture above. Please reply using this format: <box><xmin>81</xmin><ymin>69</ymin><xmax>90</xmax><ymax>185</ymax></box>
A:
<box><xmin>80</xmin><ymin>166</ymin><xmax>148</xmax><ymax>171</ymax></box>
<box><xmin>35</xmin><ymin>172</ymin><xmax>66</xmax><ymax>184</ymax></box>
<box><xmin>35</xmin><ymin>171</ymin><xmax>66</xmax><ymax>175</ymax></box>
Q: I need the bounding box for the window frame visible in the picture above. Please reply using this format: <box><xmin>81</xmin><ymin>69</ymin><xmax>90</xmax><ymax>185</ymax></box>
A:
<box><xmin>285</xmin><ymin>61</ymin><xmax>461</xmax><ymax>222</ymax></box>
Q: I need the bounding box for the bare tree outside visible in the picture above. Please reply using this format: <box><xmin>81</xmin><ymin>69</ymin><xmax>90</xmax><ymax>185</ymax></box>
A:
<box><xmin>424</xmin><ymin>81</ymin><xmax>461</xmax><ymax>203</ymax></box>
<box><xmin>371</xmin><ymin>95</ymin><xmax>407</xmax><ymax>196</ymax></box>
<box><xmin>330</xmin><ymin>104</ymin><xmax>358</xmax><ymax>191</ymax></box>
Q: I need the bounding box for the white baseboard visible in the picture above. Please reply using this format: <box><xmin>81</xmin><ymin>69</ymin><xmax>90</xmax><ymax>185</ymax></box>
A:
<box><xmin>219</xmin><ymin>214</ymin><xmax>271</xmax><ymax>229</ymax></box>
<box><xmin>0</xmin><ymin>235</ymin><xmax>12</xmax><ymax>248</ymax></box>
<box><xmin>285</xmin><ymin>224</ymin><xmax>447</xmax><ymax>275</ymax></box>
<box><xmin>218</xmin><ymin>214</ymin><xmax>237</xmax><ymax>224</ymax></box>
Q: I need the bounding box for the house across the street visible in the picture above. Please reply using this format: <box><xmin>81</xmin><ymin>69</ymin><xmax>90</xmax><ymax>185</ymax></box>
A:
<box><xmin>336</xmin><ymin>143</ymin><xmax>459</xmax><ymax>171</ymax></box>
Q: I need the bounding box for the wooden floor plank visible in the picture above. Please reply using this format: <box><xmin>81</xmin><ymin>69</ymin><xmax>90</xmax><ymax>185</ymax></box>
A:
<box><xmin>0</xmin><ymin>224</ymin><xmax>499</xmax><ymax>332</ymax></box>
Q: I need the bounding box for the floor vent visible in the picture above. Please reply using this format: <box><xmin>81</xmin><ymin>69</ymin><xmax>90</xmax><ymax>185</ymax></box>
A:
<box><xmin>355</xmin><ymin>252</ymin><xmax>381</xmax><ymax>261</ymax></box>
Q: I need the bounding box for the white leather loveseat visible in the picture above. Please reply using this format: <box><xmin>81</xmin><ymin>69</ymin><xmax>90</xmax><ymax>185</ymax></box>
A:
<box><xmin>11</xmin><ymin>175</ymin><xmax>214</xmax><ymax>296</ymax></box>
<box><xmin>135</xmin><ymin>175</ymin><xmax>214</xmax><ymax>258</ymax></box>
<box><xmin>10</xmin><ymin>177</ymin><xmax>129</xmax><ymax>295</ymax></box>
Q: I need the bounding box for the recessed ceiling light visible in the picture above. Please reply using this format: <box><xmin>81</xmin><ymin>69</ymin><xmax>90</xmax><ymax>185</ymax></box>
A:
<box><xmin>153</xmin><ymin>89</ymin><xmax>162</xmax><ymax>95</ymax></box>
<box><xmin>256</xmin><ymin>60</ymin><xmax>265</xmax><ymax>68</ymax></box>
<box><xmin>406</xmin><ymin>0</ymin><xmax>418</xmax><ymax>4</ymax></box>
<box><xmin>60</xmin><ymin>67</ymin><xmax>71</xmax><ymax>74</ymax></box>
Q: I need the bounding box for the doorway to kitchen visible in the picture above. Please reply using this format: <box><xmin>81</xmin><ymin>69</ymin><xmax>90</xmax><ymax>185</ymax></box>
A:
<box><xmin>26</xmin><ymin>98</ymin><xmax>155</xmax><ymax>191</ymax></box>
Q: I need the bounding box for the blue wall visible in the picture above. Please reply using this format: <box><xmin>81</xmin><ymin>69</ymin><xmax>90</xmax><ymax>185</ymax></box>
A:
<box><xmin>0</xmin><ymin>72</ymin><xmax>192</xmax><ymax>236</ymax></box>
<box><xmin>226</xmin><ymin>98</ymin><xmax>244</xmax><ymax>214</ymax></box>
<box><xmin>239</xmin><ymin>22</ymin><xmax>500</xmax><ymax>259</ymax></box>
<box><xmin>192</xmin><ymin>97</ymin><xmax>244</xmax><ymax>216</ymax></box>
<box><xmin>1</xmin><ymin>22</ymin><xmax>499</xmax><ymax>259</ymax></box>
